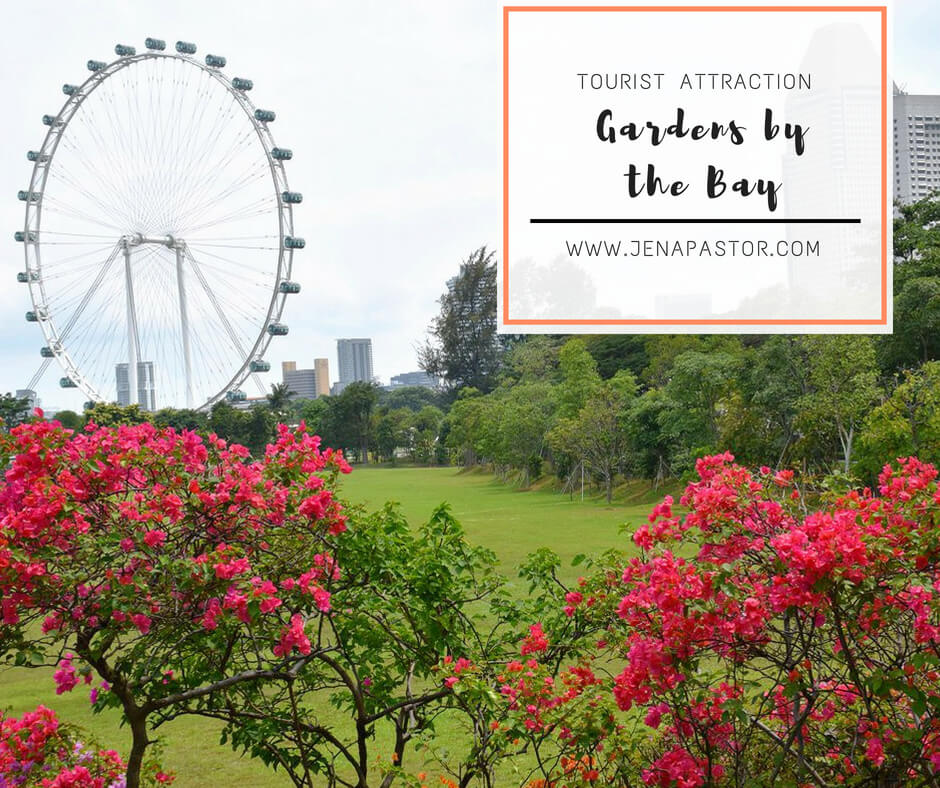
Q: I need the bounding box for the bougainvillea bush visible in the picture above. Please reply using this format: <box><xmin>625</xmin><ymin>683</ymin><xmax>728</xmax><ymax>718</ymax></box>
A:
<box><xmin>0</xmin><ymin>416</ymin><xmax>350</xmax><ymax>788</ymax></box>
<box><xmin>0</xmin><ymin>703</ymin><xmax>174</xmax><ymax>787</ymax></box>
<box><xmin>452</xmin><ymin>453</ymin><xmax>940</xmax><ymax>787</ymax></box>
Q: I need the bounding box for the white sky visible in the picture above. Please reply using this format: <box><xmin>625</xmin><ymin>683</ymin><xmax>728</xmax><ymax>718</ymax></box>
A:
<box><xmin>0</xmin><ymin>1</ymin><xmax>932</xmax><ymax>411</ymax></box>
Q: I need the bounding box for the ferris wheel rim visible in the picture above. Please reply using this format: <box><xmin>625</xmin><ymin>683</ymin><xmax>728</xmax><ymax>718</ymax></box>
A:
<box><xmin>20</xmin><ymin>44</ymin><xmax>296</xmax><ymax>411</ymax></box>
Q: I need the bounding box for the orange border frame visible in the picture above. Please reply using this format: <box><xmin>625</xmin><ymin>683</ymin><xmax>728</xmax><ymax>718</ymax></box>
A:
<box><xmin>501</xmin><ymin>5</ymin><xmax>889</xmax><ymax>326</ymax></box>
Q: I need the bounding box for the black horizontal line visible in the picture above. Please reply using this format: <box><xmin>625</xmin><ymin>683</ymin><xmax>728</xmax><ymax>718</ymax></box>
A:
<box><xmin>530</xmin><ymin>218</ymin><xmax>861</xmax><ymax>224</ymax></box>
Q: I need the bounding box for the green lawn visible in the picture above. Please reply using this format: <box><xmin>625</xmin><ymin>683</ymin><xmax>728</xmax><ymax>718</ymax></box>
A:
<box><xmin>0</xmin><ymin>466</ymin><xmax>664</xmax><ymax>786</ymax></box>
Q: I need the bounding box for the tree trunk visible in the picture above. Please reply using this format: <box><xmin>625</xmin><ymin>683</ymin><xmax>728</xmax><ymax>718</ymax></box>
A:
<box><xmin>125</xmin><ymin>712</ymin><xmax>149</xmax><ymax>788</ymax></box>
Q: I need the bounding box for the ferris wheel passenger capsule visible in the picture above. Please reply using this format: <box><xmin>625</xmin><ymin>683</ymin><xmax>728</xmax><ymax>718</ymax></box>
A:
<box><xmin>17</xmin><ymin>190</ymin><xmax>40</xmax><ymax>202</ymax></box>
<box><xmin>87</xmin><ymin>60</ymin><xmax>107</xmax><ymax>72</ymax></box>
<box><xmin>267</xmin><ymin>322</ymin><xmax>289</xmax><ymax>336</ymax></box>
<box><xmin>271</xmin><ymin>147</ymin><xmax>292</xmax><ymax>160</ymax></box>
<box><xmin>14</xmin><ymin>231</ymin><xmax>37</xmax><ymax>243</ymax></box>
<box><xmin>26</xmin><ymin>308</ymin><xmax>48</xmax><ymax>322</ymax></box>
<box><xmin>284</xmin><ymin>236</ymin><xmax>305</xmax><ymax>249</ymax></box>
<box><xmin>176</xmin><ymin>41</ymin><xmax>197</xmax><ymax>55</ymax></box>
<box><xmin>231</xmin><ymin>77</ymin><xmax>253</xmax><ymax>91</ymax></box>
<box><xmin>60</xmin><ymin>377</ymin><xmax>78</xmax><ymax>389</ymax></box>
<box><xmin>42</xmin><ymin>115</ymin><xmax>60</xmax><ymax>127</ymax></box>
<box><xmin>254</xmin><ymin>109</ymin><xmax>275</xmax><ymax>123</ymax></box>
<box><xmin>27</xmin><ymin>151</ymin><xmax>48</xmax><ymax>162</ymax></box>
<box><xmin>115</xmin><ymin>44</ymin><xmax>136</xmax><ymax>57</ymax></box>
<box><xmin>279</xmin><ymin>281</ymin><xmax>301</xmax><ymax>294</ymax></box>
<box><xmin>40</xmin><ymin>346</ymin><xmax>55</xmax><ymax>358</ymax></box>
<box><xmin>205</xmin><ymin>54</ymin><xmax>226</xmax><ymax>68</ymax></box>
<box><xmin>281</xmin><ymin>191</ymin><xmax>302</xmax><ymax>204</ymax></box>
<box><xmin>249</xmin><ymin>359</ymin><xmax>271</xmax><ymax>372</ymax></box>
<box><xmin>145</xmin><ymin>38</ymin><xmax>166</xmax><ymax>51</ymax></box>
<box><xmin>226</xmin><ymin>389</ymin><xmax>247</xmax><ymax>402</ymax></box>
<box><xmin>17</xmin><ymin>271</ymin><xmax>38</xmax><ymax>282</ymax></box>
<box><xmin>62</xmin><ymin>84</ymin><xmax>79</xmax><ymax>96</ymax></box>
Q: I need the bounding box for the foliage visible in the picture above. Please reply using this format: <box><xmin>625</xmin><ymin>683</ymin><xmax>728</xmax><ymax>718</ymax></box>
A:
<box><xmin>208</xmin><ymin>401</ymin><xmax>275</xmax><ymax>457</ymax></box>
<box><xmin>797</xmin><ymin>336</ymin><xmax>881</xmax><ymax>474</ymax></box>
<box><xmin>80</xmin><ymin>403</ymin><xmax>146</xmax><ymax>428</ymax></box>
<box><xmin>446</xmin><ymin>454</ymin><xmax>940</xmax><ymax>786</ymax></box>
<box><xmin>0</xmin><ymin>393</ymin><xmax>33</xmax><ymax>432</ymax></box>
<box><xmin>855</xmin><ymin>362</ymin><xmax>940</xmax><ymax>480</ymax></box>
<box><xmin>335</xmin><ymin>382</ymin><xmax>379</xmax><ymax>464</ymax></box>
<box><xmin>549</xmin><ymin>371</ymin><xmax>637</xmax><ymax>502</ymax></box>
<box><xmin>267</xmin><ymin>382</ymin><xmax>296</xmax><ymax>421</ymax></box>
<box><xmin>0</xmin><ymin>418</ymin><xmax>350</xmax><ymax>787</ymax></box>
<box><xmin>0</xmin><ymin>704</ymin><xmax>172</xmax><ymax>787</ymax></box>
<box><xmin>419</xmin><ymin>247</ymin><xmax>501</xmax><ymax>393</ymax></box>
<box><xmin>207</xmin><ymin>504</ymin><xmax>520</xmax><ymax>788</ymax></box>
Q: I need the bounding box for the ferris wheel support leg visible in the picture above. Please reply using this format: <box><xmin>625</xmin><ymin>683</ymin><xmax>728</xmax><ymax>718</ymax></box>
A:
<box><xmin>123</xmin><ymin>241</ymin><xmax>139</xmax><ymax>407</ymax></box>
<box><xmin>175</xmin><ymin>245</ymin><xmax>194</xmax><ymax>410</ymax></box>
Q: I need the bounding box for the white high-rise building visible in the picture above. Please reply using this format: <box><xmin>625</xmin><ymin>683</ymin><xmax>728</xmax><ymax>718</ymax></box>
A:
<box><xmin>335</xmin><ymin>339</ymin><xmax>373</xmax><ymax>393</ymax></box>
<box><xmin>894</xmin><ymin>87</ymin><xmax>940</xmax><ymax>205</ymax></box>
<box><xmin>116</xmin><ymin>362</ymin><xmax>156</xmax><ymax>411</ymax></box>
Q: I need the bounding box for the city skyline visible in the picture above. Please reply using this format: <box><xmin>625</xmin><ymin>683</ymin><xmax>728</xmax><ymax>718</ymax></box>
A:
<box><xmin>0</xmin><ymin>1</ymin><xmax>937</xmax><ymax>412</ymax></box>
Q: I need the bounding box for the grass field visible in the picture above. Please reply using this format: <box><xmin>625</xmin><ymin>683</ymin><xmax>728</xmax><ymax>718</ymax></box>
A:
<box><xmin>0</xmin><ymin>466</ymin><xmax>667</xmax><ymax>786</ymax></box>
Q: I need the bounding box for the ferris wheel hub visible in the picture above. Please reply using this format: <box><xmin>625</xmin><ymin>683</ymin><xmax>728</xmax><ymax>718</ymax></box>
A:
<box><xmin>122</xmin><ymin>233</ymin><xmax>182</xmax><ymax>249</ymax></box>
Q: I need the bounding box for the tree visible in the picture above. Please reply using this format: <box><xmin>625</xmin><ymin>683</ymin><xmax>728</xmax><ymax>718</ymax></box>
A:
<box><xmin>798</xmin><ymin>335</ymin><xmax>881</xmax><ymax>473</ymax></box>
<box><xmin>555</xmin><ymin>339</ymin><xmax>601</xmax><ymax>420</ymax></box>
<box><xmin>268</xmin><ymin>381</ymin><xmax>296</xmax><ymax>422</ymax></box>
<box><xmin>208</xmin><ymin>401</ymin><xmax>275</xmax><ymax>457</ymax></box>
<box><xmin>151</xmin><ymin>407</ymin><xmax>208</xmax><ymax>432</ymax></box>
<box><xmin>660</xmin><ymin>348</ymin><xmax>741</xmax><ymax>462</ymax></box>
<box><xmin>52</xmin><ymin>409</ymin><xmax>82</xmax><ymax>429</ymax></box>
<box><xmin>0</xmin><ymin>393</ymin><xmax>33</xmax><ymax>431</ymax></box>
<box><xmin>855</xmin><ymin>361</ymin><xmax>940</xmax><ymax>480</ymax></box>
<box><xmin>549</xmin><ymin>371</ymin><xmax>637</xmax><ymax>502</ymax></box>
<box><xmin>81</xmin><ymin>402</ymin><xmax>147</xmax><ymax>427</ymax></box>
<box><xmin>490</xmin><ymin>382</ymin><xmax>556</xmax><ymax>485</ymax></box>
<box><xmin>0</xmin><ymin>420</ymin><xmax>351</xmax><ymax>788</ymax></box>
<box><xmin>419</xmin><ymin>247</ymin><xmax>501</xmax><ymax>393</ymax></box>
<box><xmin>451</xmin><ymin>455</ymin><xmax>940</xmax><ymax>787</ymax></box>
<box><xmin>335</xmin><ymin>381</ymin><xmax>378</xmax><ymax>463</ymax></box>
<box><xmin>207</xmin><ymin>504</ymin><xmax>519</xmax><ymax>788</ymax></box>
<box><xmin>584</xmin><ymin>335</ymin><xmax>649</xmax><ymax>380</ymax></box>
<box><xmin>0</xmin><ymin>419</ymin><xmax>539</xmax><ymax>788</ymax></box>
<box><xmin>378</xmin><ymin>386</ymin><xmax>444</xmax><ymax>413</ymax></box>
<box><xmin>374</xmin><ymin>407</ymin><xmax>412</xmax><ymax>463</ymax></box>
<box><xmin>409</xmin><ymin>405</ymin><xmax>444</xmax><ymax>465</ymax></box>
<box><xmin>445</xmin><ymin>388</ymin><xmax>489</xmax><ymax>467</ymax></box>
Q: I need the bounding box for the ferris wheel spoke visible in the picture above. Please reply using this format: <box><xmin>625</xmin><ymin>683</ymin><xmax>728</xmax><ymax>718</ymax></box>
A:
<box><xmin>177</xmin><ymin>244</ymin><xmax>277</xmax><ymax>292</ymax></box>
<box><xmin>179</xmin><ymin>198</ymin><xmax>278</xmax><ymax>236</ymax></box>
<box><xmin>174</xmin><ymin>165</ymin><xmax>270</xmax><ymax>230</ymax></box>
<box><xmin>41</xmin><ymin>197</ymin><xmax>129</xmax><ymax>234</ymax></box>
<box><xmin>26</xmin><ymin>359</ymin><xmax>54</xmax><ymax>395</ymax></box>
<box><xmin>183</xmin><ymin>248</ymin><xmax>255</xmax><ymax>363</ymax></box>
<box><xmin>46</xmin><ymin>169</ymin><xmax>132</xmax><ymax>229</ymax></box>
<box><xmin>52</xmin><ymin>244</ymin><xmax>123</xmax><ymax>343</ymax></box>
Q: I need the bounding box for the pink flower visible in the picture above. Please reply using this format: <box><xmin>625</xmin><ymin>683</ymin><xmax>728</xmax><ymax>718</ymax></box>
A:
<box><xmin>144</xmin><ymin>529</ymin><xmax>166</xmax><ymax>548</ymax></box>
<box><xmin>866</xmin><ymin>736</ymin><xmax>885</xmax><ymax>766</ymax></box>
<box><xmin>273</xmin><ymin>614</ymin><xmax>311</xmax><ymax>657</ymax></box>
<box><xmin>53</xmin><ymin>655</ymin><xmax>79</xmax><ymax>695</ymax></box>
<box><xmin>132</xmin><ymin>613</ymin><xmax>152</xmax><ymax>634</ymax></box>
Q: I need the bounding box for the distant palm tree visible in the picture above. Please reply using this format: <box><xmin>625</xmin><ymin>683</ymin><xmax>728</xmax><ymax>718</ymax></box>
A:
<box><xmin>267</xmin><ymin>382</ymin><xmax>295</xmax><ymax>418</ymax></box>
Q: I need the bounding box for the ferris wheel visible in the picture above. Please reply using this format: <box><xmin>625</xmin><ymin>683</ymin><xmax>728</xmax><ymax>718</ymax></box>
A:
<box><xmin>16</xmin><ymin>38</ymin><xmax>303</xmax><ymax>411</ymax></box>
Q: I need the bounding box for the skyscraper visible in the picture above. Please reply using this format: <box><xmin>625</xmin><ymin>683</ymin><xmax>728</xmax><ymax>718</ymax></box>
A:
<box><xmin>115</xmin><ymin>362</ymin><xmax>156</xmax><ymax>411</ymax></box>
<box><xmin>314</xmin><ymin>358</ymin><xmax>330</xmax><ymax>397</ymax></box>
<box><xmin>336</xmin><ymin>339</ymin><xmax>373</xmax><ymax>393</ymax></box>
<box><xmin>894</xmin><ymin>87</ymin><xmax>940</xmax><ymax>205</ymax></box>
<box><xmin>283</xmin><ymin>368</ymin><xmax>317</xmax><ymax>399</ymax></box>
